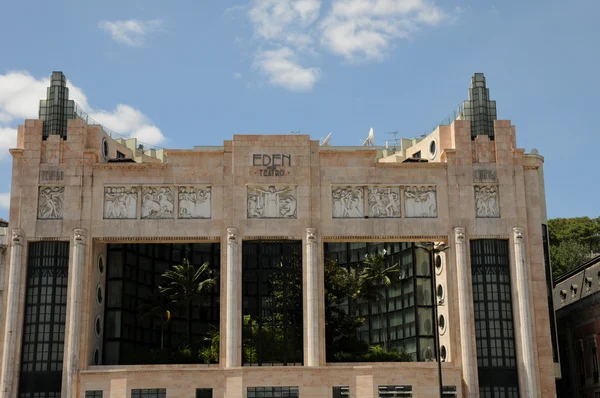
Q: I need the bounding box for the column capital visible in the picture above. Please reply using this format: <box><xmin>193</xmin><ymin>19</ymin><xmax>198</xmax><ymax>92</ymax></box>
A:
<box><xmin>306</xmin><ymin>228</ymin><xmax>316</xmax><ymax>244</ymax></box>
<box><xmin>11</xmin><ymin>229</ymin><xmax>24</xmax><ymax>246</ymax></box>
<box><xmin>513</xmin><ymin>227</ymin><xmax>525</xmax><ymax>241</ymax></box>
<box><xmin>73</xmin><ymin>228</ymin><xmax>86</xmax><ymax>245</ymax></box>
<box><xmin>227</xmin><ymin>228</ymin><xmax>238</xmax><ymax>243</ymax></box>
<box><xmin>454</xmin><ymin>227</ymin><xmax>466</xmax><ymax>241</ymax></box>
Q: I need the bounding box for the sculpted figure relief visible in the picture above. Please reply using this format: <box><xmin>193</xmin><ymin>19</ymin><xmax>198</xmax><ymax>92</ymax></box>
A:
<box><xmin>368</xmin><ymin>187</ymin><xmax>401</xmax><ymax>218</ymax></box>
<box><xmin>38</xmin><ymin>186</ymin><xmax>65</xmax><ymax>219</ymax></box>
<box><xmin>332</xmin><ymin>186</ymin><xmax>364</xmax><ymax>218</ymax></box>
<box><xmin>104</xmin><ymin>187</ymin><xmax>138</xmax><ymax>219</ymax></box>
<box><xmin>178</xmin><ymin>187</ymin><xmax>211</xmax><ymax>219</ymax></box>
<box><xmin>247</xmin><ymin>185</ymin><xmax>297</xmax><ymax>218</ymax></box>
<box><xmin>142</xmin><ymin>187</ymin><xmax>174</xmax><ymax>219</ymax></box>
<box><xmin>475</xmin><ymin>185</ymin><xmax>500</xmax><ymax>218</ymax></box>
<box><xmin>404</xmin><ymin>186</ymin><xmax>437</xmax><ymax>218</ymax></box>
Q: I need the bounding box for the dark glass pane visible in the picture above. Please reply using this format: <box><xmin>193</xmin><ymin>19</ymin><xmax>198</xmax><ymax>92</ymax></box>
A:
<box><xmin>19</xmin><ymin>241</ymin><xmax>70</xmax><ymax>396</ymax></box>
<box><xmin>471</xmin><ymin>240</ymin><xmax>519</xmax><ymax>396</ymax></box>
<box><xmin>104</xmin><ymin>243</ymin><xmax>220</xmax><ymax>365</ymax></box>
<box><xmin>242</xmin><ymin>241</ymin><xmax>303</xmax><ymax>366</ymax></box>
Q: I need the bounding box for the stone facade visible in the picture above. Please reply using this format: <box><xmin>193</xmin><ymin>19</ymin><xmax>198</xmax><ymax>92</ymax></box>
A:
<box><xmin>0</xmin><ymin>107</ymin><xmax>557</xmax><ymax>397</ymax></box>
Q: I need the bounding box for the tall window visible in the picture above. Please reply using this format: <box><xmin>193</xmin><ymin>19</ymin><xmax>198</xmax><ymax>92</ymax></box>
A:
<box><xmin>471</xmin><ymin>239</ymin><xmax>519</xmax><ymax>397</ymax></box>
<box><xmin>324</xmin><ymin>242</ymin><xmax>434</xmax><ymax>362</ymax></box>
<box><xmin>19</xmin><ymin>241</ymin><xmax>70</xmax><ymax>397</ymax></box>
<box><xmin>242</xmin><ymin>241</ymin><xmax>303</xmax><ymax>366</ymax></box>
<box><xmin>104</xmin><ymin>243</ymin><xmax>220</xmax><ymax>365</ymax></box>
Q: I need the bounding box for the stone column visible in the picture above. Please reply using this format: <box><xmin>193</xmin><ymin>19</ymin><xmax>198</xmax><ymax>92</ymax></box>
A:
<box><xmin>225</xmin><ymin>228</ymin><xmax>240</xmax><ymax>368</ymax></box>
<box><xmin>65</xmin><ymin>229</ymin><xmax>86</xmax><ymax>398</ymax></box>
<box><xmin>0</xmin><ymin>230</ymin><xmax>24</xmax><ymax>398</ymax></box>
<box><xmin>305</xmin><ymin>228</ymin><xmax>320</xmax><ymax>366</ymax></box>
<box><xmin>454</xmin><ymin>227</ymin><xmax>478</xmax><ymax>397</ymax></box>
<box><xmin>513</xmin><ymin>227</ymin><xmax>538</xmax><ymax>397</ymax></box>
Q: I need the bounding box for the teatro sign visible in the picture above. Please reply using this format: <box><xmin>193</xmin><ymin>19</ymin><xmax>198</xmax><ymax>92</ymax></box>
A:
<box><xmin>252</xmin><ymin>154</ymin><xmax>291</xmax><ymax>177</ymax></box>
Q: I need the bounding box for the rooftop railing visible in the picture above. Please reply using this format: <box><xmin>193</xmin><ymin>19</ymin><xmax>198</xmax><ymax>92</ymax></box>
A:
<box><xmin>72</xmin><ymin>102</ymin><xmax>161</xmax><ymax>151</ymax></box>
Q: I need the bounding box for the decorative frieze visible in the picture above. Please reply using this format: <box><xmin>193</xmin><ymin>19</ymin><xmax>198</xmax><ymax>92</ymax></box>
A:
<box><xmin>104</xmin><ymin>187</ymin><xmax>138</xmax><ymax>219</ymax></box>
<box><xmin>404</xmin><ymin>186</ymin><xmax>437</xmax><ymax>218</ymax></box>
<box><xmin>247</xmin><ymin>185</ymin><xmax>297</xmax><ymax>219</ymax></box>
<box><xmin>474</xmin><ymin>185</ymin><xmax>500</xmax><ymax>218</ymax></box>
<box><xmin>332</xmin><ymin>186</ymin><xmax>364</xmax><ymax>218</ymax></box>
<box><xmin>368</xmin><ymin>187</ymin><xmax>401</xmax><ymax>218</ymax></box>
<box><xmin>178</xmin><ymin>187</ymin><xmax>211</xmax><ymax>219</ymax></box>
<box><xmin>141</xmin><ymin>187</ymin><xmax>174</xmax><ymax>219</ymax></box>
<box><xmin>38</xmin><ymin>186</ymin><xmax>64</xmax><ymax>220</ymax></box>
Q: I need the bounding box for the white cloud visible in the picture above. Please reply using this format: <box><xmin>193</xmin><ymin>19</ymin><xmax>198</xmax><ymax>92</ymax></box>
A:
<box><xmin>0</xmin><ymin>71</ymin><xmax>165</xmax><ymax>147</ymax></box>
<box><xmin>0</xmin><ymin>127</ymin><xmax>17</xmax><ymax>159</ymax></box>
<box><xmin>98</xmin><ymin>19</ymin><xmax>164</xmax><ymax>47</ymax></box>
<box><xmin>243</xmin><ymin>0</ymin><xmax>448</xmax><ymax>89</ymax></box>
<box><xmin>0</xmin><ymin>192</ymin><xmax>9</xmax><ymax>210</ymax></box>
<box><xmin>249</xmin><ymin>0</ymin><xmax>321</xmax><ymax>43</ymax></box>
<box><xmin>320</xmin><ymin>0</ymin><xmax>447</xmax><ymax>62</ymax></box>
<box><xmin>254</xmin><ymin>47</ymin><xmax>321</xmax><ymax>91</ymax></box>
<box><xmin>233</xmin><ymin>72</ymin><xmax>243</xmax><ymax>79</ymax></box>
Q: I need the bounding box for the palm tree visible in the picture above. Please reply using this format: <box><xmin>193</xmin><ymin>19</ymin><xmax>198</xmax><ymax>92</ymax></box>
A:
<box><xmin>159</xmin><ymin>258</ymin><xmax>216</xmax><ymax>345</ymax></box>
<box><xmin>138</xmin><ymin>290</ymin><xmax>172</xmax><ymax>349</ymax></box>
<box><xmin>360</xmin><ymin>249</ymin><xmax>400</xmax><ymax>351</ymax></box>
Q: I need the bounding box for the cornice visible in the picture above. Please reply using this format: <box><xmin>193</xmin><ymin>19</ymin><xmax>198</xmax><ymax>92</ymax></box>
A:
<box><xmin>92</xmin><ymin>163</ymin><xmax>167</xmax><ymax>170</ymax></box>
<box><xmin>93</xmin><ymin>236</ymin><xmax>221</xmax><ymax>243</ymax></box>
<box><xmin>323</xmin><ymin>235</ymin><xmax>448</xmax><ymax>242</ymax></box>
<box><xmin>243</xmin><ymin>236</ymin><xmax>303</xmax><ymax>241</ymax></box>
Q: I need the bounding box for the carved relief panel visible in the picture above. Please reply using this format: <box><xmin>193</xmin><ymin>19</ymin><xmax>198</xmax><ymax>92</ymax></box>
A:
<box><xmin>404</xmin><ymin>186</ymin><xmax>438</xmax><ymax>218</ymax></box>
<box><xmin>141</xmin><ymin>187</ymin><xmax>174</xmax><ymax>219</ymax></box>
<box><xmin>332</xmin><ymin>186</ymin><xmax>364</xmax><ymax>218</ymax></box>
<box><xmin>104</xmin><ymin>187</ymin><xmax>138</xmax><ymax>219</ymax></box>
<box><xmin>247</xmin><ymin>185</ymin><xmax>297</xmax><ymax>218</ymax></box>
<box><xmin>38</xmin><ymin>186</ymin><xmax>65</xmax><ymax>220</ymax></box>
<box><xmin>368</xmin><ymin>187</ymin><xmax>401</xmax><ymax>218</ymax></box>
<box><xmin>475</xmin><ymin>185</ymin><xmax>500</xmax><ymax>218</ymax></box>
<box><xmin>178</xmin><ymin>187</ymin><xmax>211</xmax><ymax>219</ymax></box>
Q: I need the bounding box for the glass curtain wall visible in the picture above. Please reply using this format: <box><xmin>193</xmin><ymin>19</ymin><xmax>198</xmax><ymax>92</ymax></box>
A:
<box><xmin>104</xmin><ymin>243</ymin><xmax>220</xmax><ymax>365</ymax></box>
<box><xmin>470</xmin><ymin>239</ymin><xmax>519</xmax><ymax>398</ymax></box>
<box><xmin>324</xmin><ymin>242</ymin><xmax>434</xmax><ymax>362</ymax></box>
<box><xmin>18</xmin><ymin>241</ymin><xmax>70</xmax><ymax>398</ymax></box>
<box><xmin>242</xmin><ymin>241</ymin><xmax>303</xmax><ymax>366</ymax></box>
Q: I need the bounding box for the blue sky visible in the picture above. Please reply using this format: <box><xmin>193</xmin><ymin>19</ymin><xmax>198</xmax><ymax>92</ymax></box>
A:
<box><xmin>0</xmin><ymin>0</ymin><xmax>598</xmax><ymax>221</ymax></box>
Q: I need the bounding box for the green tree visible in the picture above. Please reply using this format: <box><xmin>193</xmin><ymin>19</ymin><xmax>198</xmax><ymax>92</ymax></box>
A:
<box><xmin>159</xmin><ymin>258</ymin><xmax>216</xmax><ymax>345</ymax></box>
<box><xmin>551</xmin><ymin>240</ymin><xmax>590</xmax><ymax>279</ymax></box>
<box><xmin>138</xmin><ymin>289</ymin><xmax>172</xmax><ymax>349</ymax></box>
<box><xmin>548</xmin><ymin>216</ymin><xmax>600</xmax><ymax>278</ymax></box>
<box><xmin>360</xmin><ymin>250</ymin><xmax>400</xmax><ymax>351</ymax></box>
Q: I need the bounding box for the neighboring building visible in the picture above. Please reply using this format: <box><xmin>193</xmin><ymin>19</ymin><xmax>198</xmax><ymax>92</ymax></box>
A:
<box><xmin>0</xmin><ymin>219</ymin><xmax>7</xmax><ymax>323</ymax></box>
<box><xmin>554</xmin><ymin>255</ymin><xmax>600</xmax><ymax>397</ymax></box>
<box><xmin>0</xmin><ymin>72</ymin><xmax>558</xmax><ymax>398</ymax></box>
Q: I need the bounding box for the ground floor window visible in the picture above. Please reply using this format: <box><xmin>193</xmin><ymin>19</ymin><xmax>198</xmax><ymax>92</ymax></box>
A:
<box><xmin>196</xmin><ymin>388</ymin><xmax>213</xmax><ymax>398</ymax></box>
<box><xmin>85</xmin><ymin>392</ymin><xmax>103</xmax><ymax>398</ymax></box>
<box><xmin>247</xmin><ymin>387</ymin><xmax>299</xmax><ymax>398</ymax></box>
<box><xmin>333</xmin><ymin>386</ymin><xmax>350</xmax><ymax>397</ymax></box>
<box><xmin>479</xmin><ymin>386</ymin><xmax>519</xmax><ymax>398</ymax></box>
<box><xmin>378</xmin><ymin>385</ymin><xmax>412</xmax><ymax>397</ymax></box>
<box><xmin>131</xmin><ymin>389</ymin><xmax>166</xmax><ymax>398</ymax></box>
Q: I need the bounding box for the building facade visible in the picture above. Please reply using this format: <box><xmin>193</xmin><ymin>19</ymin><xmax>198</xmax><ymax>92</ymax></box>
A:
<box><xmin>0</xmin><ymin>72</ymin><xmax>558</xmax><ymax>398</ymax></box>
<box><xmin>554</xmin><ymin>255</ymin><xmax>600</xmax><ymax>397</ymax></box>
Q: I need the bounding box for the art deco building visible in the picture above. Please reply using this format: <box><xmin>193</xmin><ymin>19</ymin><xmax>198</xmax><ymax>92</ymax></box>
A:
<box><xmin>0</xmin><ymin>72</ymin><xmax>558</xmax><ymax>398</ymax></box>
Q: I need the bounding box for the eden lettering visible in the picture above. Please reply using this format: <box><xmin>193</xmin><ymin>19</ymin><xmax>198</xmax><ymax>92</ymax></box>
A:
<box><xmin>253</xmin><ymin>154</ymin><xmax>291</xmax><ymax>167</ymax></box>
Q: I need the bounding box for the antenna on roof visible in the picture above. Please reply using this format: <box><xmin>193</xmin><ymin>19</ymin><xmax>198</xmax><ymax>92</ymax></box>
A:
<box><xmin>362</xmin><ymin>127</ymin><xmax>375</xmax><ymax>146</ymax></box>
<box><xmin>320</xmin><ymin>132</ymin><xmax>332</xmax><ymax>147</ymax></box>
